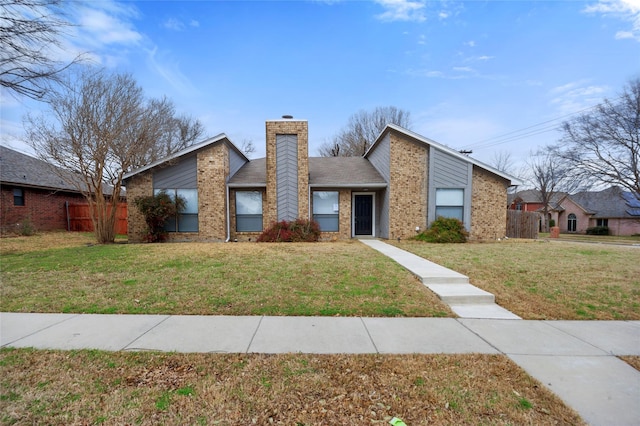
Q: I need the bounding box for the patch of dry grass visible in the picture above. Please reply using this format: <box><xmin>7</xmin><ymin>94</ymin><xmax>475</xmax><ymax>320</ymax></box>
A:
<box><xmin>394</xmin><ymin>239</ymin><xmax>640</xmax><ymax>320</ymax></box>
<box><xmin>620</xmin><ymin>356</ymin><xmax>640</xmax><ymax>371</ymax></box>
<box><xmin>0</xmin><ymin>348</ymin><xmax>585</xmax><ymax>425</ymax></box>
<box><xmin>0</xmin><ymin>233</ymin><xmax>450</xmax><ymax>317</ymax></box>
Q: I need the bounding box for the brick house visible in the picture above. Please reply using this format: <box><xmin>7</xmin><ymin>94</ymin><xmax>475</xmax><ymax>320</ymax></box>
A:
<box><xmin>123</xmin><ymin>118</ymin><xmax>521</xmax><ymax>243</ymax></box>
<box><xmin>0</xmin><ymin>145</ymin><xmax>87</xmax><ymax>233</ymax></box>
<box><xmin>555</xmin><ymin>187</ymin><xmax>640</xmax><ymax>236</ymax></box>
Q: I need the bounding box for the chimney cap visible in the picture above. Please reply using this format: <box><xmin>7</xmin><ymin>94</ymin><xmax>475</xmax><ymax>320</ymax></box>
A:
<box><xmin>282</xmin><ymin>115</ymin><xmax>293</xmax><ymax>119</ymax></box>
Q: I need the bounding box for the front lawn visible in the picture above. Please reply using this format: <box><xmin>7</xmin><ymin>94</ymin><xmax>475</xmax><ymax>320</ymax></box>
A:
<box><xmin>394</xmin><ymin>239</ymin><xmax>640</xmax><ymax>320</ymax></box>
<box><xmin>0</xmin><ymin>233</ymin><xmax>450</xmax><ymax>317</ymax></box>
<box><xmin>0</xmin><ymin>348</ymin><xmax>586</xmax><ymax>425</ymax></box>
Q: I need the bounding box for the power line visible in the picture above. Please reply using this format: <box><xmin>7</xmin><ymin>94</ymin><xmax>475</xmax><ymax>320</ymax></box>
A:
<box><xmin>458</xmin><ymin>97</ymin><xmax>618</xmax><ymax>152</ymax></box>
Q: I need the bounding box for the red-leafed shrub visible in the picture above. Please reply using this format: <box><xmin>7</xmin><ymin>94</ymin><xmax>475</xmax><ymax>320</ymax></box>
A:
<box><xmin>257</xmin><ymin>218</ymin><xmax>320</xmax><ymax>242</ymax></box>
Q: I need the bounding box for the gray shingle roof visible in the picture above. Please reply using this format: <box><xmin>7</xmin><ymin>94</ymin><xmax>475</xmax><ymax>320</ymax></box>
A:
<box><xmin>228</xmin><ymin>156</ymin><xmax>387</xmax><ymax>188</ymax></box>
<box><xmin>309</xmin><ymin>157</ymin><xmax>386</xmax><ymax>187</ymax></box>
<box><xmin>0</xmin><ymin>145</ymin><xmax>82</xmax><ymax>192</ymax></box>
<box><xmin>571</xmin><ymin>186</ymin><xmax>639</xmax><ymax>218</ymax></box>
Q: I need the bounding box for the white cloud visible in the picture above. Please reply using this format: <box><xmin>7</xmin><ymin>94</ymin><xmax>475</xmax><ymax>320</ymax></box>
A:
<box><xmin>163</xmin><ymin>18</ymin><xmax>185</xmax><ymax>31</ymax></box>
<box><xmin>146</xmin><ymin>47</ymin><xmax>196</xmax><ymax>95</ymax></box>
<box><xmin>375</xmin><ymin>0</ymin><xmax>427</xmax><ymax>22</ymax></box>
<box><xmin>76</xmin><ymin>3</ymin><xmax>143</xmax><ymax>46</ymax></box>
<box><xmin>453</xmin><ymin>66</ymin><xmax>473</xmax><ymax>72</ymax></box>
<box><xmin>465</xmin><ymin>40</ymin><xmax>476</xmax><ymax>47</ymax></box>
<box><xmin>584</xmin><ymin>0</ymin><xmax>640</xmax><ymax>41</ymax></box>
<box><xmin>549</xmin><ymin>80</ymin><xmax>609</xmax><ymax>115</ymax></box>
<box><xmin>190</xmin><ymin>20</ymin><xmax>200</xmax><ymax>28</ymax></box>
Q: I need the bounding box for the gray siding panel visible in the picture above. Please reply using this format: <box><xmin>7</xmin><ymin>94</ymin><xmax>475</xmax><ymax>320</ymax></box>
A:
<box><xmin>153</xmin><ymin>154</ymin><xmax>197</xmax><ymax>189</ymax></box>
<box><xmin>229</xmin><ymin>148</ymin><xmax>247</xmax><ymax>179</ymax></box>
<box><xmin>367</xmin><ymin>133</ymin><xmax>391</xmax><ymax>238</ymax></box>
<box><xmin>428</xmin><ymin>148</ymin><xmax>473</xmax><ymax>230</ymax></box>
<box><xmin>276</xmin><ymin>134</ymin><xmax>298</xmax><ymax>221</ymax></box>
<box><xmin>432</xmin><ymin>149</ymin><xmax>468</xmax><ymax>186</ymax></box>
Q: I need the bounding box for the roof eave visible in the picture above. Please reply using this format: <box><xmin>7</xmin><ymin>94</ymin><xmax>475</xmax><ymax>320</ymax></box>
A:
<box><xmin>366</xmin><ymin>124</ymin><xmax>523</xmax><ymax>186</ymax></box>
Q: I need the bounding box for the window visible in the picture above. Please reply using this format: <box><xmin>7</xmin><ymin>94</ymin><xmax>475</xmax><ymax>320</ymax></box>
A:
<box><xmin>236</xmin><ymin>191</ymin><xmax>263</xmax><ymax>232</ymax></box>
<box><xmin>596</xmin><ymin>218</ymin><xmax>608</xmax><ymax>227</ymax></box>
<box><xmin>154</xmin><ymin>189</ymin><xmax>198</xmax><ymax>232</ymax></box>
<box><xmin>435</xmin><ymin>188</ymin><xmax>464</xmax><ymax>221</ymax></box>
<box><xmin>313</xmin><ymin>191</ymin><xmax>339</xmax><ymax>231</ymax></box>
<box><xmin>568</xmin><ymin>213</ymin><xmax>577</xmax><ymax>232</ymax></box>
<box><xmin>13</xmin><ymin>188</ymin><xmax>24</xmax><ymax>206</ymax></box>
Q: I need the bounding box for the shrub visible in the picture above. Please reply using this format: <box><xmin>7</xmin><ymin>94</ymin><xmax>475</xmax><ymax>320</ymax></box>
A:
<box><xmin>413</xmin><ymin>216</ymin><xmax>468</xmax><ymax>243</ymax></box>
<box><xmin>257</xmin><ymin>218</ymin><xmax>320</xmax><ymax>242</ymax></box>
<box><xmin>134</xmin><ymin>192</ymin><xmax>185</xmax><ymax>242</ymax></box>
<box><xmin>549</xmin><ymin>219</ymin><xmax>556</xmax><ymax>227</ymax></box>
<box><xmin>586</xmin><ymin>226</ymin><xmax>609</xmax><ymax>235</ymax></box>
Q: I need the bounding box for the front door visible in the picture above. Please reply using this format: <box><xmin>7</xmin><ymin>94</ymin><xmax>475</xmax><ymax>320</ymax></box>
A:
<box><xmin>354</xmin><ymin>194</ymin><xmax>373</xmax><ymax>236</ymax></box>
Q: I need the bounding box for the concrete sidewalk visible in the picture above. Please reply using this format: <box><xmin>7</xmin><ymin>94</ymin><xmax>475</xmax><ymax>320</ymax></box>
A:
<box><xmin>1</xmin><ymin>313</ymin><xmax>639</xmax><ymax>425</ymax></box>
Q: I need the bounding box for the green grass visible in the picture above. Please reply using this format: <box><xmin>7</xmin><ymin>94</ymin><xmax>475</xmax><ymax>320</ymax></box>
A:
<box><xmin>394</xmin><ymin>239</ymin><xmax>640</xmax><ymax>320</ymax></box>
<box><xmin>0</xmin><ymin>233</ymin><xmax>448</xmax><ymax>317</ymax></box>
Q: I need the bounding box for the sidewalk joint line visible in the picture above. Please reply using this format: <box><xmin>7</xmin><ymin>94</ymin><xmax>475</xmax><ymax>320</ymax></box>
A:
<box><xmin>0</xmin><ymin>312</ymin><xmax>80</xmax><ymax>348</ymax></box>
<box><xmin>359</xmin><ymin>317</ymin><xmax>379</xmax><ymax>354</ymax></box>
<box><xmin>245</xmin><ymin>315</ymin><xmax>264</xmax><ymax>353</ymax></box>
<box><xmin>121</xmin><ymin>314</ymin><xmax>172</xmax><ymax>351</ymax></box>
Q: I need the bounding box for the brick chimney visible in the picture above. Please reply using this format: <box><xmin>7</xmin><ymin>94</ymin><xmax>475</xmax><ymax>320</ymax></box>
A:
<box><xmin>265</xmin><ymin>117</ymin><xmax>309</xmax><ymax>224</ymax></box>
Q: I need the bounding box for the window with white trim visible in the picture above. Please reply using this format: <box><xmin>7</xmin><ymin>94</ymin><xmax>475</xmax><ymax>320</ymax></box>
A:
<box><xmin>313</xmin><ymin>191</ymin><xmax>339</xmax><ymax>232</ymax></box>
<box><xmin>154</xmin><ymin>189</ymin><xmax>199</xmax><ymax>232</ymax></box>
<box><xmin>435</xmin><ymin>188</ymin><xmax>464</xmax><ymax>221</ymax></box>
<box><xmin>236</xmin><ymin>191</ymin><xmax>263</xmax><ymax>232</ymax></box>
<box><xmin>13</xmin><ymin>188</ymin><xmax>24</xmax><ymax>206</ymax></box>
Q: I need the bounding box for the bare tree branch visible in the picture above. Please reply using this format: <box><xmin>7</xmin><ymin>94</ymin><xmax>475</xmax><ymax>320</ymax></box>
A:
<box><xmin>554</xmin><ymin>78</ymin><xmax>640</xmax><ymax>200</ymax></box>
<box><xmin>24</xmin><ymin>68</ymin><xmax>204</xmax><ymax>243</ymax></box>
<box><xmin>318</xmin><ymin>106</ymin><xmax>412</xmax><ymax>157</ymax></box>
<box><xmin>0</xmin><ymin>0</ymin><xmax>85</xmax><ymax>100</ymax></box>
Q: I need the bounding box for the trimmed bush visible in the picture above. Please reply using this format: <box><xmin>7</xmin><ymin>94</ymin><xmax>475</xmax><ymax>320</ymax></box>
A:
<box><xmin>257</xmin><ymin>219</ymin><xmax>321</xmax><ymax>242</ymax></box>
<box><xmin>413</xmin><ymin>216</ymin><xmax>468</xmax><ymax>243</ymax></box>
<box><xmin>586</xmin><ymin>226</ymin><xmax>609</xmax><ymax>235</ymax></box>
<box><xmin>134</xmin><ymin>192</ymin><xmax>185</xmax><ymax>242</ymax></box>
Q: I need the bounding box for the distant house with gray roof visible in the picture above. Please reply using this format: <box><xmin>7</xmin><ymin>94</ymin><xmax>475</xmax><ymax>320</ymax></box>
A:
<box><xmin>555</xmin><ymin>187</ymin><xmax>640</xmax><ymax>236</ymax></box>
<box><xmin>123</xmin><ymin>118</ymin><xmax>522</xmax><ymax>242</ymax></box>
<box><xmin>0</xmin><ymin>145</ymin><xmax>87</xmax><ymax>233</ymax></box>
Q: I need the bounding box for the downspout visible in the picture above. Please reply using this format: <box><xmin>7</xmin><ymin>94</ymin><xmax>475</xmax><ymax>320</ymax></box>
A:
<box><xmin>225</xmin><ymin>182</ymin><xmax>231</xmax><ymax>242</ymax></box>
<box><xmin>65</xmin><ymin>200</ymin><xmax>70</xmax><ymax>231</ymax></box>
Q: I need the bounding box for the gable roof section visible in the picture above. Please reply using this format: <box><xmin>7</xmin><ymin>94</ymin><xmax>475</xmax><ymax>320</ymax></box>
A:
<box><xmin>123</xmin><ymin>134</ymin><xmax>248</xmax><ymax>182</ymax></box>
<box><xmin>0</xmin><ymin>145</ymin><xmax>84</xmax><ymax>193</ymax></box>
<box><xmin>228</xmin><ymin>157</ymin><xmax>387</xmax><ymax>188</ymax></box>
<box><xmin>366</xmin><ymin>124</ymin><xmax>523</xmax><ymax>186</ymax></box>
<box><xmin>570</xmin><ymin>186</ymin><xmax>639</xmax><ymax>218</ymax></box>
<box><xmin>309</xmin><ymin>157</ymin><xmax>386</xmax><ymax>188</ymax></box>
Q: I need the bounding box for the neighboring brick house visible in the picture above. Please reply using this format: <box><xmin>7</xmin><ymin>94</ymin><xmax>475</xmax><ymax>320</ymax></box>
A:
<box><xmin>123</xmin><ymin>118</ymin><xmax>521</xmax><ymax>243</ymax></box>
<box><xmin>0</xmin><ymin>145</ymin><xmax>89</xmax><ymax>233</ymax></box>
<box><xmin>555</xmin><ymin>187</ymin><xmax>640</xmax><ymax>236</ymax></box>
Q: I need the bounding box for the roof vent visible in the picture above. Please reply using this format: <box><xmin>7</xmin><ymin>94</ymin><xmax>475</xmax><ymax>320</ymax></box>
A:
<box><xmin>282</xmin><ymin>115</ymin><xmax>293</xmax><ymax>119</ymax></box>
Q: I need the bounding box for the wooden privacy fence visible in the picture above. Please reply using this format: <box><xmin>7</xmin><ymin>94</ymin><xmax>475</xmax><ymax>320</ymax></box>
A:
<box><xmin>506</xmin><ymin>209</ymin><xmax>539</xmax><ymax>239</ymax></box>
<box><xmin>67</xmin><ymin>202</ymin><xmax>128</xmax><ymax>235</ymax></box>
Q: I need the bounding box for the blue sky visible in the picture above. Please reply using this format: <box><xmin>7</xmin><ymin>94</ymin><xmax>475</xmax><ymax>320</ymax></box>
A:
<box><xmin>1</xmin><ymin>0</ymin><xmax>639</xmax><ymax>176</ymax></box>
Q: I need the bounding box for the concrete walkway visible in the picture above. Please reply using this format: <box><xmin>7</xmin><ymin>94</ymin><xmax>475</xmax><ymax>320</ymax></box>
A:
<box><xmin>360</xmin><ymin>239</ymin><xmax>521</xmax><ymax>319</ymax></box>
<box><xmin>1</xmin><ymin>241</ymin><xmax>639</xmax><ymax>425</ymax></box>
<box><xmin>1</xmin><ymin>313</ymin><xmax>639</xmax><ymax>425</ymax></box>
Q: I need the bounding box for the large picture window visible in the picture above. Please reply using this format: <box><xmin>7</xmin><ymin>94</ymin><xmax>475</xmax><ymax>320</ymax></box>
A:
<box><xmin>435</xmin><ymin>188</ymin><xmax>464</xmax><ymax>221</ymax></box>
<box><xmin>313</xmin><ymin>191</ymin><xmax>339</xmax><ymax>232</ymax></box>
<box><xmin>154</xmin><ymin>189</ymin><xmax>198</xmax><ymax>232</ymax></box>
<box><xmin>236</xmin><ymin>191</ymin><xmax>263</xmax><ymax>232</ymax></box>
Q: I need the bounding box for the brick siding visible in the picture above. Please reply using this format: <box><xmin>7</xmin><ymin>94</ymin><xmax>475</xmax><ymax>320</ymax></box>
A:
<box><xmin>470</xmin><ymin>166</ymin><xmax>508</xmax><ymax>240</ymax></box>
<box><xmin>1</xmin><ymin>186</ymin><xmax>86</xmax><ymax>234</ymax></box>
<box><xmin>387</xmin><ymin>131</ymin><xmax>428</xmax><ymax>240</ymax></box>
<box><xmin>125</xmin><ymin>172</ymin><xmax>153</xmax><ymax>242</ymax></box>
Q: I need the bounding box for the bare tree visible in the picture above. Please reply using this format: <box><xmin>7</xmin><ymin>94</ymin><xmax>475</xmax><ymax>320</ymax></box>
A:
<box><xmin>24</xmin><ymin>68</ymin><xmax>204</xmax><ymax>243</ymax></box>
<box><xmin>240</xmin><ymin>139</ymin><xmax>255</xmax><ymax>157</ymax></box>
<box><xmin>489</xmin><ymin>150</ymin><xmax>514</xmax><ymax>174</ymax></box>
<box><xmin>527</xmin><ymin>150</ymin><xmax>584</xmax><ymax>232</ymax></box>
<box><xmin>318</xmin><ymin>106</ymin><xmax>412</xmax><ymax>157</ymax></box>
<box><xmin>1</xmin><ymin>0</ymin><xmax>84</xmax><ymax>100</ymax></box>
<box><xmin>554</xmin><ymin>78</ymin><xmax>640</xmax><ymax>199</ymax></box>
